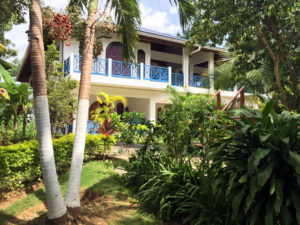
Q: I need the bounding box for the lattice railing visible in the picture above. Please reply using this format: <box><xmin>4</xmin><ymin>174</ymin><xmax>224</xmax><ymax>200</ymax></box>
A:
<box><xmin>111</xmin><ymin>60</ymin><xmax>140</xmax><ymax>79</ymax></box>
<box><xmin>87</xmin><ymin>120</ymin><xmax>99</xmax><ymax>135</ymax></box>
<box><xmin>144</xmin><ymin>65</ymin><xmax>169</xmax><ymax>82</ymax></box>
<box><xmin>64</xmin><ymin>57</ymin><xmax>70</xmax><ymax>76</ymax></box>
<box><xmin>189</xmin><ymin>75</ymin><xmax>210</xmax><ymax>88</ymax></box>
<box><xmin>74</xmin><ymin>55</ymin><xmax>107</xmax><ymax>76</ymax></box>
<box><xmin>171</xmin><ymin>73</ymin><xmax>184</xmax><ymax>86</ymax></box>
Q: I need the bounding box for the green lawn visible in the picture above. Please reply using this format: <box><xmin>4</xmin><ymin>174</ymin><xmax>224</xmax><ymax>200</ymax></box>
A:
<box><xmin>0</xmin><ymin>160</ymin><xmax>166</xmax><ymax>225</ymax></box>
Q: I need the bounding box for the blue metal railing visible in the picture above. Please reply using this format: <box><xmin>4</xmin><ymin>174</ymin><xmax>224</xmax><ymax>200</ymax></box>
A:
<box><xmin>87</xmin><ymin>120</ymin><xmax>99</xmax><ymax>135</ymax></box>
<box><xmin>144</xmin><ymin>65</ymin><xmax>169</xmax><ymax>82</ymax></box>
<box><xmin>64</xmin><ymin>57</ymin><xmax>70</xmax><ymax>76</ymax></box>
<box><xmin>111</xmin><ymin>60</ymin><xmax>140</xmax><ymax>79</ymax></box>
<box><xmin>74</xmin><ymin>55</ymin><xmax>108</xmax><ymax>76</ymax></box>
<box><xmin>189</xmin><ymin>75</ymin><xmax>210</xmax><ymax>88</ymax></box>
<box><xmin>171</xmin><ymin>73</ymin><xmax>184</xmax><ymax>86</ymax></box>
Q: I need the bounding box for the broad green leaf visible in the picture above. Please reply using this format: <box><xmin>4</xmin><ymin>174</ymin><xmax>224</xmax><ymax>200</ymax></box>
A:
<box><xmin>287</xmin><ymin>151</ymin><xmax>300</xmax><ymax>174</ymax></box>
<box><xmin>262</xmin><ymin>101</ymin><xmax>274</xmax><ymax>118</ymax></box>
<box><xmin>250</xmin><ymin>176</ymin><xmax>258</xmax><ymax>199</ymax></box>
<box><xmin>232</xmin><ymin>185</ymin><xmax>246</xmax><ymax>218</ymax></box>
<box><xmin>281</xmin><ymin>207</ymin><xmax>292</xmax><ymax>225</ymax></box>
<box><xmin>265</xmin><ymin>201</ymin><xmax>274</xmax><ymax>225</ymax></box>
<box><xmin>291</xmin><ymin>191</ymin><xmax>300</xmax><ymax>224</ymax></box>
<box><xmin>248</xmin><ymin>148</ymin><xmax>271</xmax><ymax>175</ymax></box>
<box><xmin>259</xmin><ymin>133</ymin><xmax>271</xmax><ymax>143</ymax></box>
<box><xmin>239</xmin><ymin>174</ymin><xmax>248</xmax><ymax>183</ymax></box>
<box><xmin>274</xmin><ymin>180</ymin><xmax>283</xmax><ymax>213</ymax></box>
<box><xmin>257</xmin><ymin>163</ymin><xmax>274</xmax><ymax>189</ymax></box>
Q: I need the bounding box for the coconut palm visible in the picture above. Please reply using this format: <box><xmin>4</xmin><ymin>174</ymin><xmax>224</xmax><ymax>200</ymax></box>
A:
<box><xmin>29</xmin><ymin>0</ymin><xmax>67</xmax><ymax>222</ymax></box>
<box><xmin>65</xmin><ymin>0</ymin><xmax>194</xmax><ymax>213</ymax></box>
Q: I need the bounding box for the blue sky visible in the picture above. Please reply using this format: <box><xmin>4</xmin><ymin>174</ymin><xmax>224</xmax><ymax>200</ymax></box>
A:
<box><xmin>5</xmin><ymin>0</ymin><xmax>181</xmax><ymax>62</ymax></box>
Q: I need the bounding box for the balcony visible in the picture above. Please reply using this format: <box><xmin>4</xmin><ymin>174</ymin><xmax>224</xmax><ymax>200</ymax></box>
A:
<box><xmin>64</xmin><ymin>54</ymin><xmax>214</xmax><ymax>90</ymax></box>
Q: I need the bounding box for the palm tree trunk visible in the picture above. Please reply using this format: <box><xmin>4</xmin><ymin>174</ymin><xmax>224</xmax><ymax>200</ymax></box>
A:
<box><xmin>30</xmin><ymin>0</ymin><xmax>67</xmax><ymax>222</ymax></box>
<box><xmin>13</xmin><ymin>112</ymin><xmax>18</xmax><ymax>138</ymax></box>
<box><xmin>23</xmin><ymin>112</ymin><xmax>27</xmax><ymax>137</ymax></box>
<box><xmin>65</xmin><ymin>0</ymin><xmax>98</xmax><ymax>214</ymax></box>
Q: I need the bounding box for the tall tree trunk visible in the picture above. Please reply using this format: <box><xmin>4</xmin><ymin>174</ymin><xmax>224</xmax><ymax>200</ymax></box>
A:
<box><xmin>30</xmin><ymin>0</ymin><xmax>67</xmax><ymax>222</ymax></box>
<box><xmin>65</xmin><ymin>0</ymin><xmax>98</xmax><ymax>214</ymax></box>
<box><xmin>23</xmin><ymin>112</ymin><xmax>27</xmax><ymax>137</ymax></box>
<box><xmin>13</xmin><ymin>112</ymin><xmax>18</xmax><ymax>138</ymax></box>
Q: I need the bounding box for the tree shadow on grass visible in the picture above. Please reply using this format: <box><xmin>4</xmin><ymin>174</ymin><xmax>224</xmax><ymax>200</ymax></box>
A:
<box><xmin>0</xmin><ymin>211</ymin><xmax>26</xmax><ymax>225</ymax></box>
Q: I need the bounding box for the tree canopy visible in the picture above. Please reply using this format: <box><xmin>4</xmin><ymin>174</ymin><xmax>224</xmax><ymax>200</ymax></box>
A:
<box><xmin>188</xmin><ymin>0</ymin><xmax>300</xmax><ymax>112</ymax></box>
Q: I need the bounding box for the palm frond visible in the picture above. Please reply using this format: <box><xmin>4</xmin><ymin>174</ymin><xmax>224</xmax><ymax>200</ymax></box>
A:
<box><xmin>170</xmin><ymin>0</ymin><xmax>194</xmax><ymax>30</ymax></box>
<box><xmin>96</xmin><ymin>91</ymin><xmax>109</xmax><ymax>105</ymax></box>
<box><xmin>68</xmin><ymin>0</ymin><xmax>88</xmax><ymax>10</ymax></box>
<box><xmin>107</xmin><ymin>0</ymin><xmax>141</xmax><ymax>61</ymax></box>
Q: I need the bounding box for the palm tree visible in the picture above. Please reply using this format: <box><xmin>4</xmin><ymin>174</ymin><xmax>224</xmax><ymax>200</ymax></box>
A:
<box><xmin>29</xmin><ymin>0</ymin><xmax>67</xmax><ymax>222</ymax></box>
<box><xmin>65</xmin><ymin>0</ymin><xmax>194</xmax><ymax>214</ymax></box>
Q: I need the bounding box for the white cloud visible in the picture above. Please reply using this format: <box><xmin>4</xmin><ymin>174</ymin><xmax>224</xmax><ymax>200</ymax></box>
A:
<box><xmin>170</xmin><ymin>6</ymin><xmax>178</xmax><ymax>15</ymax></box>
<box><xmin>140</xmin><ymin>4</ymin><xmax>180</xmax><ymax>35</ymax></box>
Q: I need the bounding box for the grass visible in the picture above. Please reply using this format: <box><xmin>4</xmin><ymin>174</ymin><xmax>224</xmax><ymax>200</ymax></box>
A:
<box><xmin>0</xmin><ymin>160</ymin><xmax>166</xmax><ymax>225</ymax></box>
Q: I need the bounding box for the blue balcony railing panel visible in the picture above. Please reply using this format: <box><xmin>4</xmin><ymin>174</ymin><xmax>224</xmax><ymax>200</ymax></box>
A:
<box><xmin>87</xmin><ymin>120</ymin><xmax>99</xmax><ymax>135</ymax></box>
<box><xmin>171</xmin><ymin>73</ymin><xmax>184</xmax><ymax>86</ymax></box>
<box><xmin>64</xmin><ymin>57</ymin><xmax>70</xmax><ymax>76</ymax></box>
<box><xmin>189</xmin><ymin>75</ymin><xmax>210</xmax><ymax>88</ymax></box>
<box><xmin>112</xmin><ymin>61</ymin><xmax>140</xmax><ymax>79</ymax></box>
<box><xmin>144</xmin><ymin>65</ymin><xmax>169</xmax><ymax>82</ymax></box>
<box><xmin>74</xmin><ymin>55</ymin><xmax>107</xmax><ymax>76</ymax></box>
<box><xmin>92</xmin><ymin>58</ymin><xmax>108</xmax><ymax>76</ymax></box>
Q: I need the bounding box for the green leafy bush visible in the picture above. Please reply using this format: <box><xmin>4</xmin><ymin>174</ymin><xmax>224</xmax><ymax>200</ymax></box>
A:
<box><xmin>0</xmin><ymin>133</ymin><xmax>115</xmax><ymax>193</ymax></box>
<box><xmin>124</xmin><ymin>146</ymin><xmax>231</xmax><ymax>224</ymax></box>
<box><xmin>113</xmin><ymin>112</ymin><xmax>150</xmax><ymax>144</ymax></box>
<box><xmin>211</xmin><ymin>102</ymin><xmax>300</xmax><ymax>225</ymax></box>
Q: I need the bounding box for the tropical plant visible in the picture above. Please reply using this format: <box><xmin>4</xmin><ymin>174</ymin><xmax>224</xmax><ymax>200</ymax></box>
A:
<box><xmin>29</xmin><ymin>0</ymin><xmax>67</xmax><ymax>222</ymax></box>
<box><xmin>91</xmin><ymin>92</ymin><xmax>127</xmax><ymax>137</ymax></box>
<box><xmin>211</xmin><ymin>102</ymin><xmax>300</xmax><ymax>225</ymax></box>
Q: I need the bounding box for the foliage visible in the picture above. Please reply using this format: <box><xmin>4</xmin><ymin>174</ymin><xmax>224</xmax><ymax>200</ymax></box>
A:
<box><xmin>211</xmin><ymin>102</ymin><xmax>300</xmax><ymax>225</ymax></box>
<box><xmin>42</xmin><ymin>8</ymin><xmax>72</xmax><ymax>46</ymax></box>
<box><xmin>112</xmin><ymin>112</ymin><xmax>150</xmax><ymax>144</ymax></box>
<box><xmin>0</xmin><ymin>64</ymin><xmax>33</xmax><ymax>138</ymax></box>
<box><xmin>124</xmin><ymin>145</ymin><xmax>232</xmax><ymax>225</ymax></box>
<box><xmin>91</xmin><ymin>91</ymin><xmax>126</xmax><ymax>138</ymax></box>
<box><xmin>45</xmin><ymin>41</ymin><xmax>78</xmax><ymax>132</ymax></box>
<box><xmin>156</xmin><ymin>88</ymin><xmax>213</xmax><ymax>159</ymax></box>
<box><xmin>0</xmin><ymin>133</ymin><xmax>114</xmax><ymax>193</ymax></box>
<box><xmin>188</xmin><ymin>0</ymin><xmax>300</xmax><ymax>112</ymax></box>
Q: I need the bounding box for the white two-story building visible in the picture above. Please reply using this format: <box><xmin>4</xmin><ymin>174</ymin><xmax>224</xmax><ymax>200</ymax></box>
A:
<box><xmin>18</xmin><ymin>28</ymin><xmax>247</xmax><ymax>132</ymax></box>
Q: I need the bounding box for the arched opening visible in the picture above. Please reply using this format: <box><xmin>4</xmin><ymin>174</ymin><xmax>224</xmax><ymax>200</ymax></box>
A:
<box><xmin>116</xmin><ymin>102</ymin><xmax>125</xmax><ymax>115</ymax></box>
<box><xmin>88</xmin><ymin>101</ymin><xmax>100</xmax><ymax>120</ymax></box>
<box><xmin>137</xmin><ymin>49</ymin><xmax>145</xmax><ymax>64</ymax></box>
<box><xmin>157</xmin><ymin>107</ymin><xmax>163</xmax><ymax>121</ymax></box>
<box><xmin>106</xmin><ymin>42</ymin><xmax>122</xmax><ymax>61</ymax></box>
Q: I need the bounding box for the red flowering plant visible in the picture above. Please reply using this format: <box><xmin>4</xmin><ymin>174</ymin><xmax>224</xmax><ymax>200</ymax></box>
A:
<box><xmin>43</xmin><ymin>7</ymin><xmax>72</xmax><ymax>46</ymax></box>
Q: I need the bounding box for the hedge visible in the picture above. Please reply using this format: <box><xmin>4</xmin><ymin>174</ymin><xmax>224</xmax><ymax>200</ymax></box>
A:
<box><xmin>0</xmin><ymin>133</ymin><xmax>116</xmax><ymax>192</ymax></box>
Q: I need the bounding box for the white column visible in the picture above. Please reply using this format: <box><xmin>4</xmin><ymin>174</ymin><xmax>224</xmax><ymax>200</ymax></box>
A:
<box><xmin>108</xmin><ymin>58</ymin><xmax>112</xmax><ymax>77</ymax></box>
<box><xmin>140</xmin><ymin>63</ymin><xmax>144</xmax><ymax>80</ymax></box>
<box><xmin>149</xmin><ymin>98</ymin><xmax>156</xmax><ymax>123</ymax></box>
<box><xmin>69</xmin><ymin>52</ymin><xmax>74</xmax><ymax>74</ymax></box>
<box><xmin>168</xmin><ymin>67</ymin><xmax>172</xmax><ymax>86</ymax></box>
<box><xmin>208</xmin><ymin>52</ymin><xmax>214</xmax><ymax>93</ymax></box>
<box><xmin>182</xmin><ymin>47</ymin><xmax>189</xmax><ymax>87</ymax></box>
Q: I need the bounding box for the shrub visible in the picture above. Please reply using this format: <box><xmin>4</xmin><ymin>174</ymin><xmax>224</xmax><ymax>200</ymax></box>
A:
<box><xmin>211</xmin><ymin>102</ymin><xmax>300</xmax><ymax>225</ymax></box>
<box><xmin>124</xmin><ymin>146</ymin><xmax>231</xmax><ymax>224</ymax></box>
<box><xmin>113</xmin><ymin>112</ymin><xmax>150</xmax><ymax>144</ymax></box>
<box><xmin>0</xmin><ymin>133</ymin><xmax>115</xmax><ymax>193</ymax></box>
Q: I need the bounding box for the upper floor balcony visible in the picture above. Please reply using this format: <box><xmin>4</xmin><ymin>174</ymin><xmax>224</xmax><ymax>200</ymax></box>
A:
<box><xmin>64</xmin><ymin>54</ymin><xmax>213</xmax><ymax>91</ymax></box>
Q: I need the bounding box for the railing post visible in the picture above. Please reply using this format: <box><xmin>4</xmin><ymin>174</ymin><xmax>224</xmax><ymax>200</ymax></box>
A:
<box><xmin>70</xmin><ymin>52</ymin><xmax>74</xmax><ymax>74</ymax></box>
<box><xmin>217</xmin><ymin>92</ymin><xmax>221</xmax><ymax>110</ymax></box>
<box><xmin>140</xmin><ymin>63</ymin><xmax>144</xmax><ymax>80</ymax></box>
<box><xmin>240</xmin><ymin>88</ymin><xmax>245</xmax><ymax>108</ymax></box>
<box><xmin>168</xmin><ymin>67</ymin><xmax>172</xmax><ymax>85</ymax></box>
<box><xmin>108</xmin><ymin>58</ymin><xmax>112</xmax><ymax>77</ymax></box>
